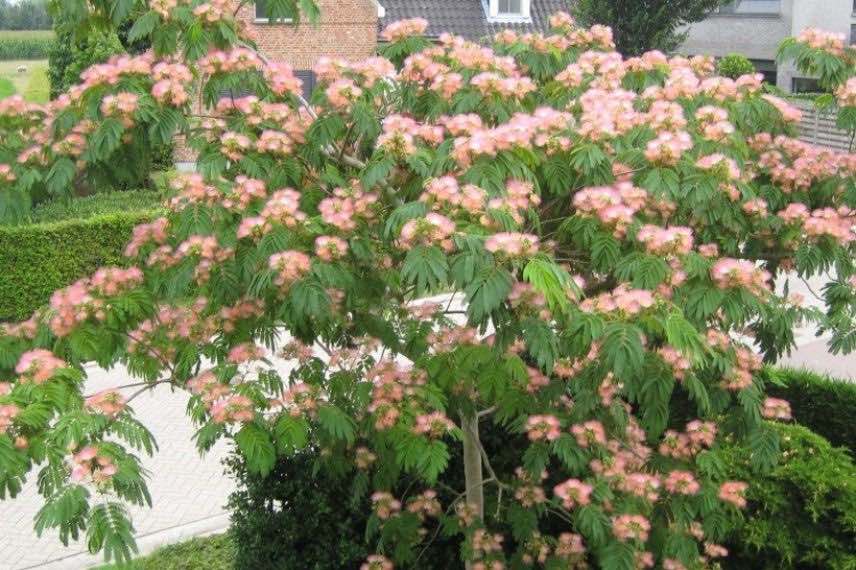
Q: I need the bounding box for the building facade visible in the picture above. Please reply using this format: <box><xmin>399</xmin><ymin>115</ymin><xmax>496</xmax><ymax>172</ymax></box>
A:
<box><xmin>681</xmin><ymin>0</ymin><xmax>856</xmax><ymax>92</ymax></box>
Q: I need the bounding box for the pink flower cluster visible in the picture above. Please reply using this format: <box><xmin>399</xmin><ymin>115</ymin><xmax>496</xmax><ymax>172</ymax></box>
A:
<box><xmin>644</xmin><ymin>130</ymin><xmax>693</xmax><ymax>166</ymax></box>
<box><xmin>696</xmin><ymin>153</ymin><xmax>741</xmax><ymax>180</ymax></box>
<box><xmin>100</xmin><ymin>92</ymin><xmax>139</xmax><ymax>127</ymax></box>
<box><xmin>380</xmin><ymin>17</ymin><xmax>428</xmax><ymax>42</ymax></box>
<box><xmin>15</xmin><ymin>349</ymin><xmax>66</xmax><ymax>384</ymax></box>
<box><xmin>319</xmin><ymin>182</ymin><xmax>378</xmax><ymax>231</ymax></box>
<box><xmin>398</xmin><ymin>212</ymin><xmax>456</xmax><ymax>251</ymax></box>
<box><xmin>803</xmin><ymin>207</ymin><xmax>856</xmax><ymax>244</ymax></box>
<box><xmin>553</xmin><ymin>478</ymin><xmax>593</xmax><ymax>509</ymax></box>
<box><xmin>570</xmin><ymin>420</ymin><xmax>607</xmax><ymax>448</ymax></box>
<box><xmin>368</xmin><ymin>360</ymin><xmax>427</xmax><ymax>430</ymax></box>
<box><xmin>406</xmin><ymin>489</ymin><xmax>441</xmax><ymax>520</ymax></box>
<box><xmin>761</xmin><ymin>397</ymin><xmax>792</xmax><ymax>420</ymax></box>
<box><xmin>412</xmin><ymin>411</ymin><xmax>455</xmax><ymax>438</ymax></box>
<box><xmin>580</xmin><ymin>285</ymin><xmax>655</xmax><ymax>316</ymax></box>
<box><xmin>268</xmin><ymin>250</ymin><xmax>312</xmax><ymax>289</ymax></box>
<box><xmin>378</xmin><ymin>115</ymin><xmax>444</xmax><ymax>156</ymax></box>
<box><xmin>315</xmin><ymin>236</ymin><xmax>349</xmax><ymax>262</ymax></box>
<box><xmin>151</xmin><ymin>61</ymin><xmax>193</xmax><ymax>106</ymax></box>
<box><xmin>361</xmin><ymin>555</ymin><xmax>394</xmax><ymax>570</ymax></box>
<box><xmin>524</xmin><ymin>414</ymin><xmax>561</xmax><ymax>441</ymax></box>
<box><xmin>48</xmin><ymin>266</ymin><xmax>143</xmax><ymax>336</ymax></box>
<box><xmin>85</xmin><ymin>390</ymin><xmax>127</xmax><ymax>418</ymax></box>
<box><xmin>70</xmin><ymin>446</ymin><xmax>118</xmax><ymax>484</ymax></box>
<box><xmin>664</xmin><ymin>470</ymin><xmax>700</xmax><ymax>495</ymax></box>
<box><xmin>125</xmin><ymin>217</ymin><xmax>169</xmax><ymax>257</ymax></box>
<box><xmin>710</xmin><ymin>258</ymin><xmax>771</xmax><ymax>295</ymax></box>
<box><xmin>484</xmin><ymin>232</ymin><xmax>539</xmax><ymax>258</ymax></box>
<box><xmin>471</xmin><ymin>72</ymin><xmax>536</xmax><ymax>100</ymax></box>
<box><xmin>694</xmin><ymin>105</ymin><xmax>734</xmax><ymax>141</ymax></box>
<box><xmin>0</xmin><ymin>163</ymin><xmax>16</xmax><ymax>183</ymax></box>
<box><xmin>371</xmin><ymin>491</ymin><xmax>401</xmax><ymax>519</ymax></box>
<box><xmin>658</xmin><ymin>346</ymin><xmax>691</xmax><ymax>380</ymax></box>
<box><xmin>797</xmin><ymin>27</ymin><xmax>847</xmax><ymax>56</ymax></box>
<box><xmin>718</xmin><ymin>481</ymin><xmax>748</xmax><ymax>508</ymax></box>
<box><xmin>659</xmin><ymin>420</ymin><xmax>717</xmax><ymax>459</ymax></box>
<box><xmin>761</xmin><ymin>94</ymin><xmax>802</xmax><ymax>123</ymax></box>
<box><xmin>0</xmin><ymin>403</ymin><xmax>20</xmax><ymax>434</ymax></box>
<box><xmin>421</xmin><ymin>176</ymin><xmax>486</xmax><ymax>214</ymax></box>
<box><xmin>636</xmin><ymin>225</ymin><xmax>693</xmax><ymax>256</ymax></box>
<box><xmin>611</xmin><ymin>514</ymin><xmax>651</xmax><ymax>542</ymax></box>
<box><xmin>835</xmin><ymin>77</ymin><xmax>856</xmax><ymax>107</ymax></box>
<box><xmin>572</xmin><ymin>183</ymin><xmax>649</xmax><ymax>237</ymax></box>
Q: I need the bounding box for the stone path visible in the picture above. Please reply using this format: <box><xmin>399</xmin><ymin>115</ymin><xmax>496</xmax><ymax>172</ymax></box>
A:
<box><xmin>0</xmin><ymin>285</ymin><xmax>852</xmax><ymax>569</ymax></box>
<box><xmin>0</xmin><ymin>364</ymin><xmax>236</xmax><ymax>570</ymax></box>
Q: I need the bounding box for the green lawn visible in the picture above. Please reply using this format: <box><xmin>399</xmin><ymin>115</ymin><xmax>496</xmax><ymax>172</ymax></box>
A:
<box><xmin>95</xmin><ymin>534</ymin><xmax>235</xmax><ymax>570</ymax></box>
<box><xmin>0</xmin><ymin>30</ymin><xmax>54</xmax><ymax>40</ymax></box>
<box><xmin>0</xmin><ymin>59</ymin><xmax>49</xmax><ymax>103</ymax></box>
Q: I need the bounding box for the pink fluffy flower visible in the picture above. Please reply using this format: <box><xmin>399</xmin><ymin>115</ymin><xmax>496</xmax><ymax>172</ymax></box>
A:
<box><xmin>315</xmin><ymin>236</ymin><xmax>349</xmax><ymax>262</ymax></box>
<box><xmin>761</xmin><ymin>397</ymin><xmax>792</xmax><ymax>420</ymax></box>
<box><xmin>525</xmin><ymin>415</ymin><xmax>561</xmax><ymax>442</ymax></box>
<box><xmin>664</xmin><ymin>470</ymin><xmax>700</xmax><ymax>495</ymax></box>
<box><xmin>611</xmin><ymin>514</ymin><xmax>651</xmax><ymax>542</ymax></box>
<box><xmin>718</xmin><ymin>481</ymin><xmax>748</xmax><ymax>508</ymax></box>
<box><xmin>85</xmin><ymin>390</ymin><xmax>127</xmax><ymax>418</ymax></box>
<box><xmin>15</xmin><ymin>349</ymin><xmax>66</xmax><ymax>384</ymax></box>
<box><xmin>380</xmin><ymin>18</ymin><xmax>428</xmax><ymax>42</ymax></box>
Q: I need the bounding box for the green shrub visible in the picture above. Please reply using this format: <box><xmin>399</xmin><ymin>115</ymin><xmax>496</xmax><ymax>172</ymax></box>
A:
<box><xmin>0</xmin><ymin>30</ymin><xmax>54</xmax><ymax>60</ymax></box>
<box><xmin>30</xmin><ymin>190</ymin><xmax>165</xmax><ymax>223</ymax></box>
<box><xmin>717</xmin><ymin>53</ymin><xmax>756</xmax><ymax>79</ymax></box>
<box><xmin>720</xmin><ymin>423</ymin><xmax>856</xmax><ymax>570</ymax></box>
<box><xmin>96</xmin><ymin>533</ymin><xmax>235</xmax><ymax>570</ymax></box>
<box><xmin>758</xmin><ymin>367</ymin><xmax>856</xmax><ymax>454</ymax></box>
<box><xmin>48</xmin><ymin>26</ymin><xmax>122</xmax><ymax>99</ymax></box>
<box><xmin>0</xmin><ymin>211</ymin><xmax>153</xmax><ymax>322</ymax></box>
<box><xmin>226</xmin><ymin>451</ymin><xmax>374</xmax><ymax>570</ymax></box>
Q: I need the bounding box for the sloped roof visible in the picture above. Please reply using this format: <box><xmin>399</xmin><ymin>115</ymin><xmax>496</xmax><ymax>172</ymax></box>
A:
<box><xmin>378</xmin><ymin>0</ymin><xmax>574</xmax><ymax>42</ymax></box>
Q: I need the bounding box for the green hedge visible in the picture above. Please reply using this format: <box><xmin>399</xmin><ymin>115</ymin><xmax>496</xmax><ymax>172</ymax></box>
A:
<box><xmin>0</xmin><ymin>31</ymin><xmax>54</xmax><ymax>60</ymax></box>
<box><xmin>0</xmin><ymin>212</ymin><xmax>152</xmax><ymax>322</ymax></box>
<box><xmin>30</xmin><ymin>191</ymin><xmax>165</xmax><ymax>223</ymax></box>
<box><xmin>721</xmin><ymin>423</ymin><xmax>856</xmax><ymax>570</ymax></box>
<box><xmin>759</xmin><ymin>367</ymin><xmax>856</xmax><ymax>454</ymax></box>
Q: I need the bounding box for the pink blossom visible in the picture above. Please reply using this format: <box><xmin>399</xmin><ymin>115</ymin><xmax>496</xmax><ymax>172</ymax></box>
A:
<box><xmin>719</xmin><ymin>481</ymin><xmax>748</xmax><ymax>508</ymax></box>
<box><xmin>611</xmin><ymin>514</ymin><xmax>651</xmax><ymax>542</ymax></box>
<box><xmin>525</xmin><ymin>415</ymin><xmax>561</xmax><ymax>441</ymax></box>
<box><xmin>15</xmin><ymin>349</ymin><xmax>66</xmax><ymax>384</ymax></box>
<box><xmin>762</xmin><ymin>397</ymin><xmax>792</xmax><ymax>420</ymax></box>
<box><xmin>664</xmin><ymin>470</ymin><xmax>700</xmax><ymax>495</ymax></box>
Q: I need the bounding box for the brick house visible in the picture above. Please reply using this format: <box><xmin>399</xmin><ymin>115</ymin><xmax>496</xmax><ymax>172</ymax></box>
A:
<box><xmin>176</xmin><ymin>0</ymin><xmax>568</xmax><ymax>166</ymax></box>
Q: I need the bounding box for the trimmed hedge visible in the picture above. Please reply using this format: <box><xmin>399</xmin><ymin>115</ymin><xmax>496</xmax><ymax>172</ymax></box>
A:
<box><xmin>0</xmin><ymin>211</ymin><xmax>152</xmax><ymax>322</ymax></box>
<box><xmin>31</xmin><ymin>190</ymin><xmax>165</xmax><ymax>223</ymax></box>
<box><xmin>759</xmin><ymin>367</ymin><xmax>856</xmax><ymax>454</ymax></box>
<box><xmin>721</xmin><ymin>423</ymin><xmax>856</xmax><ymax>570</ymax></box>
<box><xmin>0</xmin><ymin>30</ymin><xmax>54</xmax><ymax>60</ymax></box>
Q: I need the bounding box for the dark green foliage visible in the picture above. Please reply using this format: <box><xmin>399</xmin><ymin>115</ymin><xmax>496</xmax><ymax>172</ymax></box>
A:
<box><xmin>225</xmin><ymin>451</ymin><xmax>373</xmax><ymax>570</ymax></box>
<box><xmin>717</xmin><ymin>53</ymin><xmax>756</xmax><ymax>79</ymax></box>
<box><xmin>0</xmin><ymin>211</ymin><xmax>152</xmax><ymax>321</ymax></box>
<box><xmin>720</xmin><ymin>423</ymin><xmax>856</xmax><ymax>570</ymax></box>
<box><xmin>758</xmin><ymin>367</ymin><xmax>856</xmax><ymax>454</ymax></box>
<box><xmin>573</xmin><ymin>0</ymin><xmax>731</xmax><ymax>56</ymax></box>
<box><xmin>0</xmin><ymin>30</ymin><xmax>53</xmax><ymax>59</ymax></box>
<box><xmin>30</xmin><ymin>190</ymin><xmax>164</xmax><ymax>223</ymax></box>
<box><xmin>48</xmin><ymin>25</ymin><xmax>123</xmax><ymax>99</ymax></box>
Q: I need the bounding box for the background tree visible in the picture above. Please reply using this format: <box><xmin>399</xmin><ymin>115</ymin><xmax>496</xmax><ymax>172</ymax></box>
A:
<box><xmin>574</xmin><ymin>0</ymin><xmax>732</xmax><ymax>56</ymax></box>
<box><xmin>0</xmin><ymin>0</ymin><xmax>51</xmax><ymax>30</ymax></box>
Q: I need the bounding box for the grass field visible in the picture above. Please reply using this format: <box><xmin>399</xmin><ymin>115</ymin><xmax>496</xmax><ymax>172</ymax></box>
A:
<box><xmin>0</xmin><ymin>59</ymin><xmax>49</xmax><ymax>102</ymax></box>
<box><xmin>0</xmin><ymin>30</ymin><xmax>54</xmax><ymax>40</ymax></box>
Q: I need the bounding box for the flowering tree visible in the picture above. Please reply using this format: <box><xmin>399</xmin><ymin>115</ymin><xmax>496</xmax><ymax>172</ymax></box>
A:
<box><xmin>780</xmin><ymin>28</ymin><xmax>856</xmax><ymax>152</ymax></box>
<box><xmin>1</xmin><ymin>2</ymin><xmax>855</xmax><ymax>568</ymax></box>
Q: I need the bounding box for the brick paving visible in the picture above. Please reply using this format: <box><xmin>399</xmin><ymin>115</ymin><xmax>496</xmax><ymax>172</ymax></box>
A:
<box><xmin>0</xmin><ymin>364</ymin><xmax>236</xmax><ymax>570</ymax></box>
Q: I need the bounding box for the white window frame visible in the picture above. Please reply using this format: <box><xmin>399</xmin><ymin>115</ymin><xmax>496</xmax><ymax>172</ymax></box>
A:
<box><xmin>483</xmin><ymin>0</ymin><xmax>531</xmax><ymax>23</ymax></box>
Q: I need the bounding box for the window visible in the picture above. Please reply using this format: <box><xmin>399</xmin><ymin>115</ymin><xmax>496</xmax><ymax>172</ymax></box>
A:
<box><xmin>851</xmin><ymin>24</ymin><xmax>855</xmax><ymax>45</ymax></box>
<box><xmin>497</xmin><ymin>0</ymin><xmax>522</xmax><ymax>15</ymax></box>
<box><xmin>751</xmin><ymin>59</ymin><xmax>777</xmax><ymax>86</ymax></box>
<box><xmin>486</xmin><ymin>0</ymin><xmax>529</xmax><ymax>21</ymax></box>
<box><xmin>254</xmin><ymin>0</ymin><xmax>268</xmax><ymax>21</ymax></box>
<box><xmin>792</xmin><ymin>77</ymin><xmax>823</xmax><ymax>94</ymax></box>
<box><xmin>254</xmin><ymin>0</ymin><xmax>292</xmax><ymax>22</ymax></box>
<box><xmin>295</xmin><ymin>70</ymin><xmax>316</xmax><ymax>101</ymax></box>
<box><xmin>717</xmin><ymin>0</ymin><xmax>781</xmax><ymax>15</ymax></box>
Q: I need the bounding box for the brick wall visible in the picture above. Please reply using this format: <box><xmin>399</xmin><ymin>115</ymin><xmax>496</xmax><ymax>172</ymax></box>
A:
<box><xmin>237</xmin><ymin>0</ymin><xmax>379</xmax><ymax>69</ymax></box>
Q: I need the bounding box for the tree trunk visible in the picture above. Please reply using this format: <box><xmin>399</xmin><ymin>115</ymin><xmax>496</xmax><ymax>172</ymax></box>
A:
<box><xmin>461</xmin><ymin>413</ymin><xmax>484</xmax><ymax>519</ymax></box>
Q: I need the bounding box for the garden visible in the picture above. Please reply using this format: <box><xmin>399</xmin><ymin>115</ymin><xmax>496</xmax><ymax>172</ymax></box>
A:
<box><xmin>0</xmin><ymin>1</ymin><xmax>855</xmax><ymax>569</ymax></box>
